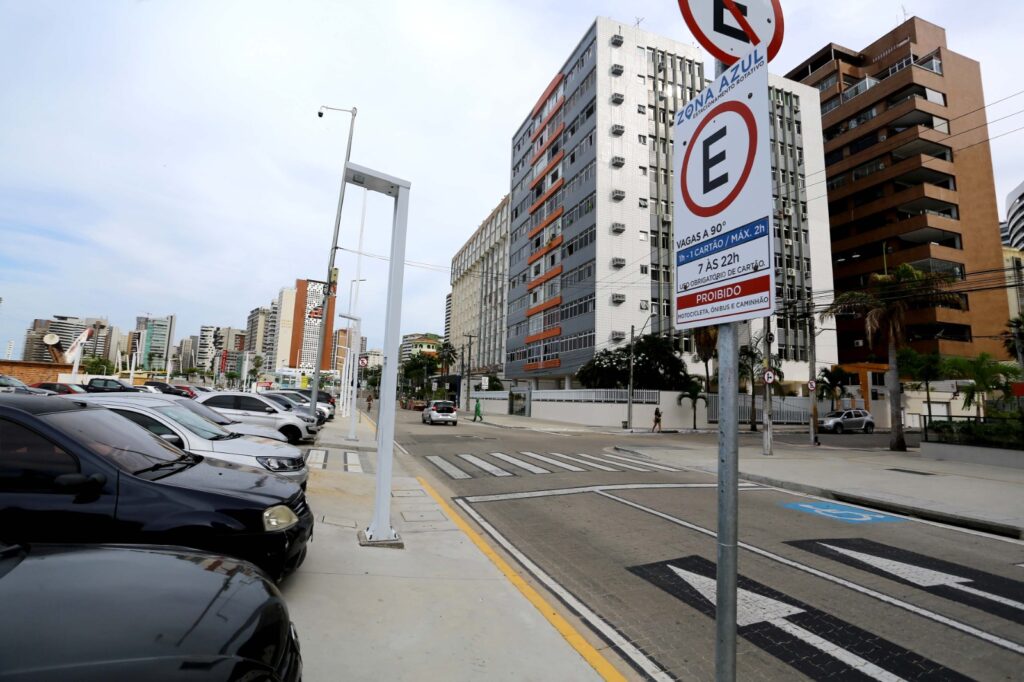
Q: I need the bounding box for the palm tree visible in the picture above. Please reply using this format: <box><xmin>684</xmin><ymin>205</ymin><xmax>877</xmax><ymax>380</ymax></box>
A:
<box><xmin>248</xmin><ymin>355</ymin><xmax>264</xmax><ymax>388</ymax></box>
<box><xmin>821</xmin><ymin>264</ymin><xmax>960</xmax><ymax>451</ymax></box>
<box><xmin>816</xmin><ymin>366</ymin><xmax>854</xmax><ymax>412</ymax></box>
<box><xmin>738</xmin><ymin>333</ymin><xmax>783</xmax><ymax>432</ymax></box>
<box><xmin>438</xmin><ymin>342</ymin><xmax>458</xmax><ymax>376</ymax></box>
<box><xmin>1001</xmin><ymin>316</ymin><xmax>1024</xmax><ymax>365</ymax></box>
<box><xmin>692</xmin><ymin>327</ymin><xmax>718</xmax><ymax>394</ymax></box>
<box><xmin>898</xmin><ymin>349</ymin><xmax>946</xmax><ymax>427</ymax></box>
<box><xmin>677</xmin><ymin>375</ymin><xmax>707</xmax><ymax>430</ymax></box>
<box><xmin>945</xmin><ymin>353</ymin><xmax>1021</xmax><ymax>421</ymax></box>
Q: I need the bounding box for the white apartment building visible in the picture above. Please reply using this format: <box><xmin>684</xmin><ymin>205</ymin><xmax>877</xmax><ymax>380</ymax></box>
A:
<box><xmin>270</xmin><ymin>287</ymin><xmax>296</xmax><ymax>371</ymax></box>
<box><xmin>449</xmin><ymin>195</ymin><xmax>510</xmax><ymax>375</ymax></box>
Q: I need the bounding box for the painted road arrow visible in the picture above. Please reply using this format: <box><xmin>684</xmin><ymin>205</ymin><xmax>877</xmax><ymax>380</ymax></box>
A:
<box><xmin>630</xmin><ymin>555</ymin><xmax>970</xmax><ymax>680</ymax></box>
<box><xmin>790</xmin><ymin>538</ymin><xmax>1024</xmax><ymax>626</ymax></box>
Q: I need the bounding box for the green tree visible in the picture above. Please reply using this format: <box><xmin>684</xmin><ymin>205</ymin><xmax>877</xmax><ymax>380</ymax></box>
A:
<box><xmin>402</xmin><ymin>353</ymin><xmax>439</xmax><ymax>398</ymax></box>
<box><xmin>676</xmin><ymin>374</ymin><xmax>707</xmax><ymax>430</ymax></box>
<box><xmin>821</xmin><ymin>264</ymin><xmax>959</xmax><ymax>451</ymax></box>
<box><xmin>577</xmin><ymin>334</ymin><xmax>689</xmax><ymax>391</ymax></box>
<box><xmin>945</xmin><ymin>353</ymin><xmax>1021</xmax><ymax>421</ymax></box>
<box><xmin>248</xmin><ymin>355</ymin><xmax>264</xmax><ymax>387</ymax></box>
<box><xmin>82</xmin><ymin>356</ymin><xmax>115</xmax><ymax>375</ymax></box>
<box><xmin>816</xmin><ymin>366</ymin><xmax>854</xmax><ymax>412</ymax></box>
<box><xmin>692</xmin><ymin>327</ymin><xmax>718</xmax><ymax>394</ymax></box>
<box><xmin>898</xmin><ymin>349</ymin><xmax>947</xmax><ymax>427</ymax></box>
<box><xmin>738</xmin><ymin>333</ymin><xmax>783</xmax><ymax>432</ymax></box>
<box><xmin>365</xmin><ymin>366</ymin><xmax>382</xmax><ymax>391</ymax></box>
<box><xmin>437</xmin><ymin>342</ymin><xmax>458</xmax><ymax>376</ymax></box>
<box><xmin>1001</xmin><ymin>315</ymin><xmax>1024</xmax><ymax>364</ymax></box>
<box><xmin>225</xmin><ymin>371</ymin><xmax>240</xmax><ymax>388</ymax></box>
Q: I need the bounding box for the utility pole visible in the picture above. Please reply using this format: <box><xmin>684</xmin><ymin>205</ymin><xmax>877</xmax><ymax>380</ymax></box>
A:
<box><xmin>464</xmin><ymin>334</ymin><xmax>476</xmax><ymax>411</ymax></box>
<box><xmin>808</xmin><ymin>305</ymin><xmax>820</xmax><ymax>447</ymax></box>
<box><xmin>459</xmin><ymin>344</ymin><xmax>466</xmax><ymax>408</ymax></box>
<box><xmin>762</xmin><ymin>318</ymin><xmax>774</xmax><ymax>457</ymax></box>
<box><xmin>627</xmin><ymin>324</ymin><xmax>636</xmax><ymax>430</ymax></box>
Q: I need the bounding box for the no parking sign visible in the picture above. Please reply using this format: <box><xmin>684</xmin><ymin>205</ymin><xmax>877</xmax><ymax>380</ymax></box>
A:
<box><xmin>673</xmin><ymin>46</ymin><xmax>775</xmax><ymax>330</ymax></box>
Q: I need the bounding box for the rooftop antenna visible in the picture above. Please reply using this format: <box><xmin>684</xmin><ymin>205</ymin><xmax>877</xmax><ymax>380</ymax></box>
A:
<box><xmin>635</xmin><ymin>16</ymin><xmax>645</xmax><ymax>28</ymax></box>
<box><xmin>902</xmin><ymin>5</ymin><xmax>909</xmax><ymax>21</ymax></box>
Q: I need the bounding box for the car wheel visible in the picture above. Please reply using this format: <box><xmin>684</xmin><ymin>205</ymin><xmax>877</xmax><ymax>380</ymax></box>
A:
<box><xmin>281</xmin><ymin>426</ymin><xmax>302</xmax><ymax>445</ymax></box>
<box><xmin>864</xmin><ymin>423</ymin><xmax>875</xmax><ymax>434</ymax></box>
<box><xmin>834</xmin><ymin>423</ymin><xmax>844</xmax><ymax>435</ymax></box>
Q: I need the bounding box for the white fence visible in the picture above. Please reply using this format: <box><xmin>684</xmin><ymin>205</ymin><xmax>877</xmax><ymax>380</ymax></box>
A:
<box><xmin>706</xmin><ymin>394</ymin><xmax>837</xmax><ymax>425</ymax></box>
<box><xmin>531</xmin><ymin>389</ymin><xmax>660</xmax><ymax>404</ymax></box>
<box><xmin>470</xmin><ymin>390</ymin><xmax>508</xmax><ymax>401</ymax></box>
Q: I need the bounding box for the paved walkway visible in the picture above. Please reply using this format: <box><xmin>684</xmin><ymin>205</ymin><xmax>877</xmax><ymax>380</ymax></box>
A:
<box><xmin>281</xmin><ymin>414</ymin><xmax>612</xmax><ymax>681</ymax></box>
<box><xmin>615</xmin><ymin>437</ymin><xmax>1024</xmax><ymax>538</ymax></box>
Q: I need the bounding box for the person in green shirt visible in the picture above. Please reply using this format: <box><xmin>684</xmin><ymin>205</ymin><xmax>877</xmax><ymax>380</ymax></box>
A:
<box><xmin>473</xmin><ymin>398</ymin><xmax>483</xmax><ymax>422</ymax></box>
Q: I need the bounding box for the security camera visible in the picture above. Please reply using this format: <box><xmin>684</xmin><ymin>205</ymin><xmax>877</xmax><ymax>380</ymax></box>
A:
<box><xmin>317</xmin><ymin>111</ymin><xmax>323</xmax><ymax>118</ymax></box>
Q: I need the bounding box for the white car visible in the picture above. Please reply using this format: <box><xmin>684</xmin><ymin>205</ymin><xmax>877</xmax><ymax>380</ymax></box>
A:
<box><xmin>262</xmin><ymin>392</ymin><xmax>327</xmax><ymax>424</ymax></box>
<box><xmin>194</xmin><ymin>391</ymin><xmax>319</xmax><ymax>444</ymax></box>
<box><xmin>69</xmin><ymin>394</ymin><xmax>308</xmax><ymax>485</ymax></box>
<box><xmin>153</xmin><ymin>394</ymin><xmax>288</xmax><ymax>442</ymax></box>
<box><xmin>422</xmin><ymin>400</ymin><xmax>458</xmax><ymax>426</ymax></box>
<box><xmin>276</xmin><ymin>390</ymin><xmax>335</xmax><ymax>420</ymax></box>
<box><xmin>137</xmin><ymin>385</ymin><xmax>163</xmax><ymax>394</ymax></box>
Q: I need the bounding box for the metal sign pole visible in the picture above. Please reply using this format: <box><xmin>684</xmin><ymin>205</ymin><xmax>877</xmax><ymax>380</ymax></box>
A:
<box><xmin>716</xmin><ymin>320</ymin><xmax>739</xmax><ymax>682</ymax></box>
<box><xmin>762</xmin><ymin>318</ymin><xmax>774</xmax><ymax>456</ymax></box>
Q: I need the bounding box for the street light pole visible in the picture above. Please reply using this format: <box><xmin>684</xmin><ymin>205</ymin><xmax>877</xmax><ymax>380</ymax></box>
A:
<box><xmin>626</xmin><ymin>314</ymin><xmax>655</xmax><ymax>430</ymax></box>
<box><xmin>346</xmin><ymin>278</ymin><xmax>367</xmax><ymax>441</ymax></box>
<box><xmin>464</xmin><ymin>334</ymin><xmax>476</xmax><ymax>411</ymax></box>
<box><xmin>310</xmin><ymin>104</ymin><xmax>357</xmax><ymax>427</ymax></box>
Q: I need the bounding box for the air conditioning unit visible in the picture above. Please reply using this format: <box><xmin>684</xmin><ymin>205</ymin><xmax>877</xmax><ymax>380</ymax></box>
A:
<box><xmin>661</xmin><ymin>214</ymin><xmax>672</xmax><ymax>224</ymax></box>
<box><xmin>611</xmin><ymin>63</ymin><xmax>624</xmax><ymax>76</ymax></box>
<box><xmin>611</xmin><ymin>330</ymin><xmax>627</xmax><ymax>342</ymax></box>
<box><xmin>610</xmin><ymin>34</ymin><xmax>624</xmax><ymax>46</ymax></box>
<box><xmin>853</xmin><ymin>339</ymin><xmax>866</xmax><ymax>348</ymax></box>
<box><xmin>794</xmin><ymin>105</ymin><xmax>800</xmax><ymax>113</ymax></box>
<box><xmin>611</xmin><ymin>155</ymin><xmax>625</xmax><ymax>167</ymax></box>
<box><xmin>786</xmin><ymin>268</ymin><xmax>798</xmax><ymax>278</ymax></box>
<box><xmin>612</xmin><ymin>293</ymin><xmax>627</xmax><ymax>304</ymax></box>
<box><xmin>611</xmin><ymin>92</ymin><xmax>625</xmax><ymax>105</ymax></box>
<box><xmin>639</xmin><ymin>300</ymin><xmax>650</xmax><ymax>310</ymax></box>
<box><xmin>611</xmin><ymin>257</ymin><xmax>627</xmax><ymax>268</ymax></box>
<box><xmin>611</xmin><ymin>124</ymin><xmax>625</xmax><ymax>136</ymax></box>
<box><xmin>611</xmin><ymin>222</ymin><xmax>626</xmax><ymax>234</ymax></box>
<box><xmin>784</xmin><ymin>238</ymin><xmax>794</xmax><ymax>247</ymax></box>
<box><xmin>784</xmin><ymin>207</ymin><xmax>793</xmax><ymax>216</ymax></box>
<box><xmin>878</xmin><ymin>134</ymin><xmax>887</xmax><ymax>142</ymax></box>
<box><xmin>611</xmin><ymin>189</ymin><xmax>626</xmax><ymax>201</ymax></box>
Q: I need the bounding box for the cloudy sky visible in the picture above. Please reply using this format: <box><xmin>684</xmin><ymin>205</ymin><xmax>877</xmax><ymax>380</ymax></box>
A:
<box><xmin>2</xmin><ymin>0</ymin><xmax>1023</xmax><ymax>357</ymax></box>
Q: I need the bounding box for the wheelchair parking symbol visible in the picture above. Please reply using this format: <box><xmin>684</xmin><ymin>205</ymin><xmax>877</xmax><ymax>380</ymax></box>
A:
<box><xmin>782</xmin><ymin>501</ymin><xmax>905</xmax><ymax>524</ymax></box>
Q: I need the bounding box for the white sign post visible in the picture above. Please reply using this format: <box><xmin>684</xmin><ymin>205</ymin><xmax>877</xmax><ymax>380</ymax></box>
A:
<box><xmin>480</xmin><ymin>375</ymin><xmax>490</xmax><ymax>391</ymax></box>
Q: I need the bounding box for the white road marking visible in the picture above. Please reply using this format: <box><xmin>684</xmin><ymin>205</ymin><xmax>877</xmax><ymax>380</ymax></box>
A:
<box><xmin>518</xmin><ymin>451</ymin><xmax>586</xmax><ymax>472</ymax></box>
<box><xmin>458</xmin><ymin>454</ymin><xmax>513</xmax><ymax>477</ymax></box>
<box><xmin>820</xmin><ymin>544</ymin><xmax>1024</xmax><ymax>612</ymax></box>
<box><xmin>548</xmin><ymin>452</ymin><xmax>620</xmax><ymax>472</ymax></box>
<box><xmin>454</xmin><ymin>498</ymin><xmax>675</xmax><ymax>681</ymax></box>
<box><xmin>670</xmin><ymin>566</ymin><xmax>905</xmax><ymax>681</ymax></box>
<box><xmin>425</xmin><ymin>455</ymin><xmax>471</xmax><ymax>480</ymax></box>
<box><xmin>464</xmin><ymin>482</ymin><xmax>761</xmax><ymax>504</ymax></box>
<box><xmin>597</xmin><ymin>491</ymin><xmax>1024</xmax><ymax>655</ymax></box>
<box><xmin>306</xmin><ymin>448</ymin><xmax>327</xmax><ymax>469</ymax></box>
<box><xmin>574</xmin><ymin>453</ymin><xmax>650</xmax><ymax>472</ymax></box>
<box><xmin>344</xmin><ymin>451</ymin><xmax>363</xmax><ymax>473</ymax></box>
<box><xmin>488</xmin><ymin>452</ymin><xmax>550</xmax><ymax>474</ymax></box>
<box><xmin>602</xmin><ymin>453</ymin><xmax>681</xmax><ymax>471</ymax></box>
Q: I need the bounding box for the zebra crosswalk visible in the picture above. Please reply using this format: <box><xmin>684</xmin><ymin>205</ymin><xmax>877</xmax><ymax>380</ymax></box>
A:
<box><xmin>425</xmin><ymin>450</ymin><xmax>681</xmax><ymax>480</ymax></box>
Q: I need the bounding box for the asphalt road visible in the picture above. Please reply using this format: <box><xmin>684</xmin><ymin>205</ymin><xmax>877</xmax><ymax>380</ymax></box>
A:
<box><xmin>394</xmin><ymin>409</ymin><xmax>1023</xmax><ymax>681</ymax></box>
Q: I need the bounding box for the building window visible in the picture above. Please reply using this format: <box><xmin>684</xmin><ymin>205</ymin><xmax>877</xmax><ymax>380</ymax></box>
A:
<box><xmin>638</xmin><ymin>134</ymin><xmax>647</xmax><ymax>145</ymax></box>
<box><xmin>637</xmin><ymin>104</ymin><xmax>646</xmax><ymax>114</ymax></box>
<box><xmin>639</xmin><ymin>166</ymin><xmax>647</xmax><ymax>176</ymax></box>
<box><xmin>639</xmin><ymin>198</ymin><xmax>649</xmax><ymax>208</ymax></box>
<box><xmin>640</xmin><ymin>265</ymin><xmax>649</xmax><ymax>274</ymax></box>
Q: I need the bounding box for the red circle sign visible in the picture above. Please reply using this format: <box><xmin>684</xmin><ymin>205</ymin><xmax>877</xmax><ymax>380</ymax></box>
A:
<box><xmin>680</xmin><ymin>100</ymin><xmax>757</xmax><ymax>219</ymax></box>
<box><xmin>678</xmin><ymin>0</ymin><xmax>785</xmax><ymax>66</ymax></box>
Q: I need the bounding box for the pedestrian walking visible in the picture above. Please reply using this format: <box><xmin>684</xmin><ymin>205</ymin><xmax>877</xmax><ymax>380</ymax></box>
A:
<box><xmin>652</xmin><ymin>407</ymin><xmax>662</xmax><ymax>433</ymax></box>
<box><xmin>473</xmin><ymin>398</ymin><xmax>483</xmax><ymax>422</ymax></box>
<box><xmin>366</xmin><ymin>394</ymin><xmax>373</xmax><ymax>413</ymax></box>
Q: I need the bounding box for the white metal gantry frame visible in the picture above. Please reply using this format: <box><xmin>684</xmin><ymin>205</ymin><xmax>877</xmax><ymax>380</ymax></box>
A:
<box><xmin>344</xmin><ymin>162</ymin><xmax>411</xmax><ymax>547</ymax></box>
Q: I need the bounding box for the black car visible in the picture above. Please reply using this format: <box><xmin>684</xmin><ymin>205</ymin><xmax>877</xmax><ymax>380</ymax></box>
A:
<box><xmin>0</xmin><ymin>395</ymin><xmax>313</xmax><ymax>579</ymax></box>
<box><xmin>83</xmin><ymin>377</ymin><xmax>141</xmax><ymax>393</ymax></box>
<box><xmin>145</xmin><ymin>380</ymin><xmax>193</xmax><ymax>397</ymax></box>
<box><xmin>0</xmin><ymin>541</ymin><xmax>301</xmax><ymax>681</ymax></box>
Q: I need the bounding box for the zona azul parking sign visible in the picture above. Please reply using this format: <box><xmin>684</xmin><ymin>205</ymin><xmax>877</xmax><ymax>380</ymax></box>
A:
<box><xmin>673</xmin><ymin>46</ymin><xmax>775</xmax><ymax>331</ymax></box>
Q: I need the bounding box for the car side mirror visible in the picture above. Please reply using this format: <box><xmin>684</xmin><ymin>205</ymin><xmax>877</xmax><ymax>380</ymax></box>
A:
<box><xmin>265</xmin><ymin>407</ymin><xmax>276</xmax><ymax>414</ymax></box>
<box><xmin>160</xmin><ymin>433</ymin><xmax>184</xmax><ymax>448</ymax></box>
<box><xmin>54</xmin><ymin>472</ymin><xmax>106</xmax><ymax>491</ymax></box>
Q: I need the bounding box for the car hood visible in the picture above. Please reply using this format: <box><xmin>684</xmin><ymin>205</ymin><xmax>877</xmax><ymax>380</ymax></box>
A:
<box><xmin>0</xmin><ymin>544</ymin><xmax>292</xmax><ymax>679</ymax></box>
<box><xmin>226</xmin><ymin>422</ymin><xmax>287</xmax><ymax>442</ymax></box>
<box><xmin>208</xmin><ymin>436</ymin><xmax>303</xmax><ymax>459</ymax></box>
<box><xmin>162</xmin><ymin>456</ymin><xmax>300</xmax><ymax>506</ymax></box>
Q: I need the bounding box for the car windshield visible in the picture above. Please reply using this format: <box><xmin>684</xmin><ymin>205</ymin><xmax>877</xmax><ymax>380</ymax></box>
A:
<box><xmin>66</xmin><ymin>384</ymin><xmax>86</xmax><ymax>393</ymax></box>
<box><xmin>154</xmin><ymin>405</ymin><xmax>233</xmax><ymax>440</ymax></box>
<box><xmin>175</xmin><ymin>398</ymin><xmax>233</xmax><ymax>426</ymax></box>
<box><xmin>282</xmin><ymin>393</ymin><xmax>311</xmax><ymax>404</ymax></box>
<box><xmin>264</xmin><ymin>394</ymin><xmax>293</xmax><ymax>410</ymax></box>
<box><xmin>825</xmin><ymin>412</ymin><xmax>845</xmax><ymax>418</ymax></box>
<box><xmin>0</xmin><ymin>376</ymin><xmax>28</xmax><ymax>389</ymax></box>
<box><xmin>42</xmin><ymin>408</ymin><xmax>186</xmax><ymax>474</ymax></box>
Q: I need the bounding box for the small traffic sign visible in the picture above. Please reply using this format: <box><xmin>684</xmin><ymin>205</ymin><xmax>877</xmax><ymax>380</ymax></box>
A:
<box><xmin>358</xmin><ymin>356</ymin><xmax>369</xmax><ymax>368</ymax></box>
<box><xmin>674</xmin><ymin>46</ymin><xmax>775</xmax><ymax>330</ymax></box>
<box><xmin>678</xmin><ymin>0</ymin><xmax>785</xmax><ymax>66</ymax></box>
<box><xmin>763</xmin><ymin>369</ymin><xmax>775</xmax><ymax>385</ymax></box>
<box><xmin>481</xmin><ymin>376</ymin><xmax>490</xmax><ymax>390</ymax></box>
<box><xmin>807</xmin><ymin>380</ymin><xmax>817</xmax><ymax>391</ymax></box>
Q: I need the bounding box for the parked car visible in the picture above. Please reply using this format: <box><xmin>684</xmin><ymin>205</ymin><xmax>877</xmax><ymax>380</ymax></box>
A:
<box><xmin>83</xmin><ymin>377</ymin><xmax>141</xmax><ymax>393</ymax></box>
<box><xmin>263</xmin><ymin>392</ymin><xmax>327</xmax><ymax>425</ymax></box>
<box><xmin>0</xmin><ymin>541</ymin><xmax>302</xmax><ymax>680</ymax></box>
<box><xmin>69</xmin><ymin>394</ymin><xmax>308</xmax><ymax>485</ymax></box>
<box><xmin>172</xmin><ymin>384</ymin><xmax>198</xmax><ymax>398</ymax></box>
<box><xmin>144</xmin><ymin>380</ymin><xmax>192</xmax><ymax>397</ymax></box>
<box><xmin>275</xmin><ymin>389</ymin><xmax>335</xmax><ymax>420</ymax></box>
<box><xmin>818</xmin><ymin>409</ymin><xmax>875</xmax><ymax>434</ymax></box>
<box><xmin>0</xmin><ymin>395</ymin><xmax>313</xmax><ymax>579</ymax></box>
<box><xmin>78</xmin><ymin>391</ymin><xmax>289</xmax><ymax>443</ymax></box>
<box><xmin>0</xmin><ymin>375</ymin><xmax>53</xmax><ymax>396</ymax></box>
<box><xmin>422</xmin><ymin>400</ymin><xmax>457</xmax><ymax>426</ymax></box>
<box><xmin>137</xmin><ymin>385</ymin><xmax>163</xmax><ymax>394</ymax></box>
<box><xmin>194</xmin><ymin>391</ymin><xmax>319</xmax><ymax>444</ymax></box>
<box><xmin>288</xmin><ymin>387</ymin><xmax>337</xmax><ymax>408</ymax></box>
<box><xmin>30</xmin><ymin>381</ymin><xmax>87</xmax><ymax>396</ymax></box>
<box><xmin>190</xmin><ymin>384</ymin><xmax>214</xmax><ymax>393</ymax></box>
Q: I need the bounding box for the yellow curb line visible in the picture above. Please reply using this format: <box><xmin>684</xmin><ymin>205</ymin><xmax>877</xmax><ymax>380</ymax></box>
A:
<box><xmin>418</xmin><ymin>476</ymin><xmax>626</xmax><ymax>682</ymax></box>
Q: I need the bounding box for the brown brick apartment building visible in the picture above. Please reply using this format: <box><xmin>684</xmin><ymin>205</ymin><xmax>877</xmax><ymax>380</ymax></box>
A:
<box><xmin>787</xmin><ymin>17</ymin><xmax>1009</xmax><ymax>362</ymax></box>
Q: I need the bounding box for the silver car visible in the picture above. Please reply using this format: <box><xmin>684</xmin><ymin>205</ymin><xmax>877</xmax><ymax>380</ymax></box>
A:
<box><xmin>194</xmin><ymin>391</ymin><xmax>319</xmax><ymax>444</ymax></box>
<box><xmin>422</xmin><ymin>400</ymin><xmax>458</xmax><ymax>426</ymax></box>
<box><xmin>276</xmin><ymin>390</ymin><xmax>335</xmax><ymax>420</ymax></box>
<box><xmin>68</xmin><ymin>394</ymin><xmax>308</xmax><ymax>485</ymax></box>
<box><xmin>818</xmin><ymin>409</ymin><xmax>875</xmax><ymax>434</ymax></box>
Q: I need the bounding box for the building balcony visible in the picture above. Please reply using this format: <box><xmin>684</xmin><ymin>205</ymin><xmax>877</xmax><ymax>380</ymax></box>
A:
<box><xmin>832</xmin><ymin>213</ymin><xmax>962</xmax><ymax>256</ymax></box>
<box><xmin>827</xmin><ymin>154</ymin><xmax>956</xmax><ymax>203</ymax></box>
<box><xmin>823</xmin><ymin>64</ymin><xmax>946</xmax><ymax>129</ymax></box>
<box><xmin>835</xmin><ymin>182</ymin><xmax>959</xmax><ymax>225</ymax></box>
<box><xmin>833</xmin><ymin>242</ymin><xmax>965</xmax><ymax>281</ymax></box>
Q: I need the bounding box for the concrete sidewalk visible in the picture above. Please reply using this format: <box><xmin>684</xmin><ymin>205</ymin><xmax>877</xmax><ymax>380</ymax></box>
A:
<box><xmin>615</xmin><ymin>437</ymin><xmax>1024</xmax><ymax>538</ymax></box>
<box><xmin>281</xmin><ymin>414</ymin><xmax>611</xmax><ymax>681</ymax></box>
